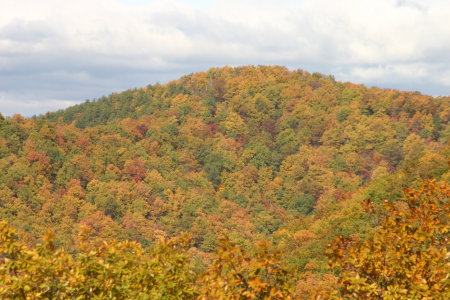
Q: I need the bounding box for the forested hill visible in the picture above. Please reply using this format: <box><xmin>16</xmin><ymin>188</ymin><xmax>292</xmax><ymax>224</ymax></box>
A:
<box><xmin>1</xmin><ymin>65</ymin><xmax>449</xmax><ymax>297</ymax></box>
<box><xmin>41</xmin><ymin>65</ymin><xmax>449</xmax><ymax>131</ymax></box>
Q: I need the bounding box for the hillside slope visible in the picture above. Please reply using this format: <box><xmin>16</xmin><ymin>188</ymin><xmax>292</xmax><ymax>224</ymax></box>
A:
<box><xmin>1</xmin><ymin>65</ymin><xmax>449</xmax><ymax>274</ymax></box>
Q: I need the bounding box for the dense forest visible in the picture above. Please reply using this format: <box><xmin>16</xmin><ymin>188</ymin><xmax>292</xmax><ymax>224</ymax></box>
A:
<box><xmin>1</xmin><ymin>66</ymin><xmax>449</xmax><ymax>298</ymax></box>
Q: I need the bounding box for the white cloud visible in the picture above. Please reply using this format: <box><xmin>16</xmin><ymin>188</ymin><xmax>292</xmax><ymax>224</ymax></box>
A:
<box><xmin>0</xmin><ymin>0</ymin><xmax>449</xmax><ymax>116</ymax></box>
<box><xmin>343</xmin><ymin>63</ymin><xmax>430</xmax><ymax>82</ymax></box>
<box><xmin>0</xmin><ymin>92</ymin><xmax>78</xmax><ymax>117</ymax></box>
<box><xmin>437</xmin><ymin>70</ymin><xmax>450</xmax><ymax>87</ymax></box>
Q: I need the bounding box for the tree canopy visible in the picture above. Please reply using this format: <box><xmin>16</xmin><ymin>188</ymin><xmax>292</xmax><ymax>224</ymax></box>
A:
<box><xmin>0</xmin><ymin>65</ymin><xmax>448</xmax><ymax>298</ymax></box>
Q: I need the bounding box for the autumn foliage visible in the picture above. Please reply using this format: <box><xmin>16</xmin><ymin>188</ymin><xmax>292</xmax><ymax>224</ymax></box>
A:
<box><xmin>0</xmin><ymin>222</ymin><xmax>295</xmax><ymax>299</ymax></box>
<box><xmin>0</xmin><ymin>181</ymin><xmax>448</xmax><ymax>298</ymax></box>
<box><xmin>327</xmin><ymin>180</ymin><xmax>449</xmax><ymax>299</ymax></box>
<box><xmin>0</xmin><ymin>66</ymin><xmax>448</xmax><ymax>298</ymax></box>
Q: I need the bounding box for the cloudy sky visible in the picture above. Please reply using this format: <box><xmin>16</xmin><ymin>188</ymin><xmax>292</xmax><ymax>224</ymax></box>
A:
<box><xmin>1</xmin><ymin>0</ymin><xmax>450</xmax><ymax>116</ymax></box>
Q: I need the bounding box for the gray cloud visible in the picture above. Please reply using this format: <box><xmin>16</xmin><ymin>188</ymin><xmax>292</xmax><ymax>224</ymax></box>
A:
<box><xmin>0</xmin><ymin>0</ymin><xmax>449</xmax><ymax>116</ymax></box>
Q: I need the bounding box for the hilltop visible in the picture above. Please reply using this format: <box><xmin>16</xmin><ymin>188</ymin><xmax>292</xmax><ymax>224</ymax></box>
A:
<box><xmin>0</xmin><ymin>65</ymin><xmax>449</xmax><ymax>297</ymax></box>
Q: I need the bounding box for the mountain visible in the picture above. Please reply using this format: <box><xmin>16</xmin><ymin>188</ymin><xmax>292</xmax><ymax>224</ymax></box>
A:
<box><xmin>1</xmin><ymin>65</ymin><xmax>449</xmax><ymax>297</ymax></box>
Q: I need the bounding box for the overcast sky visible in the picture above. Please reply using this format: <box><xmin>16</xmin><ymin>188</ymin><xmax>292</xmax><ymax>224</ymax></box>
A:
<box><xmin>1</xmin><ymin>0</ymin><xmax>450</xmax><ymax>116</ymax></box>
